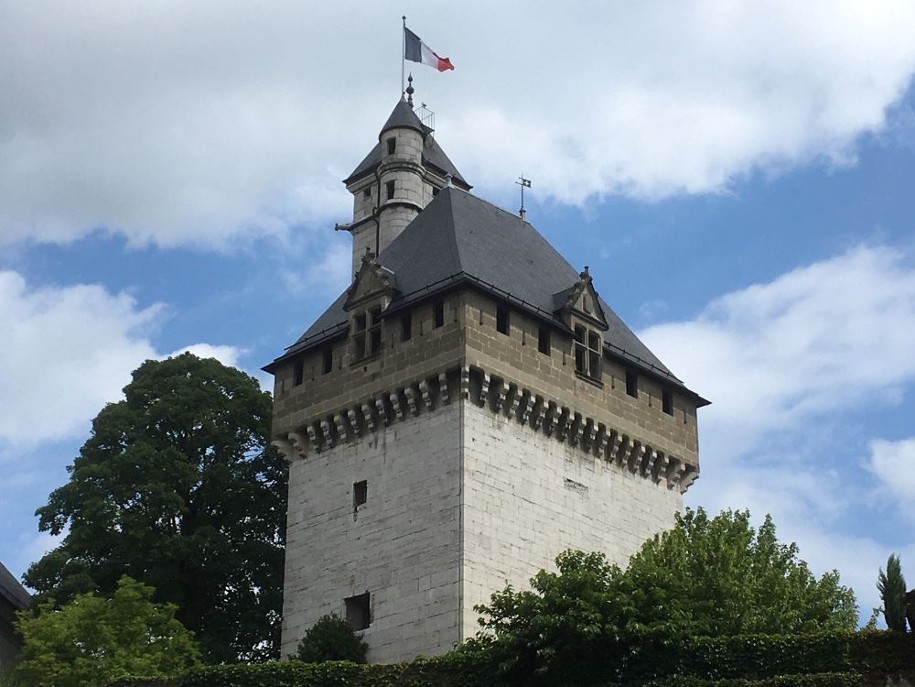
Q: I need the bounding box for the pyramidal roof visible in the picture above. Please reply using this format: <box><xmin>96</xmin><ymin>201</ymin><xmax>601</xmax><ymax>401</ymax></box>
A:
<box><xmin>343</xmin><ymin>98</ymin><xmax>471</xmax><ymax>190</ymax></box>
<box><xmin>268</xmin><ymin>187</ymin><xmax>706</xmax><ymax>402</ymax></box>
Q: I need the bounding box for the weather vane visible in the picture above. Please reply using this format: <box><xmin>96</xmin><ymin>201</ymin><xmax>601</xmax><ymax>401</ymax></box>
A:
<box><xmin>516</xmin><ymin>174</ymin><xmax>532</xmax><ymax>219</ymax></box>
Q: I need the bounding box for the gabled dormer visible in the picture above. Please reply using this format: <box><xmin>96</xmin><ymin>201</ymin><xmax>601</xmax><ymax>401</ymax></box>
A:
<box><xmin>553</xmin><ymin>267</ymin><xmax>609</xmax><ymax>383</ymax></box>
<box><xmin>344</xmin><ymin>250</ymin><xmax>398</xmax><ymax>362</ymax></box>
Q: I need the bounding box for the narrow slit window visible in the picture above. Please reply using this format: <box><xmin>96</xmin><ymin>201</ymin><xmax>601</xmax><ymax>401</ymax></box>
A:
<box><xmin>353</xmin><ymin>480</ymin><xmax>368</xmax><ymax>509</ymax></box>
<box><xmin>344</xmin><ymin>592</ymin><xmax>371</xmax><ymax>631</ymax></box>
<box><xmin>496</xmin><ymin>305</ymin><xmax>510</xmax><ymax>335</ymax></box>
<box><xmin>538</xmin><ymin>326</ymin><xmax>551</xmax><ymax>355</ymax></box>
<box><xmin>662</xmin><ymin>389</ymin><xmax>673</xmax><ymax>415</ymax></box>
<box><xmin>432</xmin><ymin>186</ymin><xmax>440</xmax><ymax>197</ymax></box>
<box><xmin>293</xmin><ymin>359</ymin><xmax>304</xmax><ymax>386</ymax></box>
<box><xmin>626</xmin><ymin>370</ymin><xmax>638</xmax><ymax>398</ymax></box>
<box><xmin>401</xmin><ymin>312</ymin><xmax>412</xmax><ymax>341</ymax></box>
<box><xmin>352</xmin><ymin>312</ymin><xmax>366</xmax><ymax>360</ymax></box>
<box><xmin>385</xmin><ymin>180</ymin><xmax>395</xmax><ymax>200</ymax></box>
<box><xmin>386</xmin><ymin>137</ymin><xmax>396</xmax><ymax>155</ymax></box>
<box><xmin>433</xmin><ymin>299</ymin><xmax>445</xmax><ymax>328</ymax></box>
<box><xmin>322</xmin><ymin>347</ymin><xmax>333</xmax><ymax>374</ymax></box>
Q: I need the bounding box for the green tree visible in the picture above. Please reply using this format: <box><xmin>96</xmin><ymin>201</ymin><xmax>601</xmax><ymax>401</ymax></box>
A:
<box><xmin>24</xmin><ymin>353</ymin><xmax>287</xmax><ymax>662</ymax></box>
<box><xmin>473</xmin><ymin>508</ymin><xmax>858</xmax><ymax>685</ymax></box>
<box><xmin>877</xmin><ymin>553</ymin><xmax>907</xmax><ymax>631</ymax></box>
<box><xmin>294</xmin><ymin>614</ymin><xmax>368</xmax><ymax>663</ymax></box>
<box><xmin>622</xmin><ymin>508</ymin><xmax>858</xmax><ymax>636</ymax></box>
<box><xmin>6</xmin><ymin>576</ymin><xmax>200</xmax><ymax>687</ymax></box>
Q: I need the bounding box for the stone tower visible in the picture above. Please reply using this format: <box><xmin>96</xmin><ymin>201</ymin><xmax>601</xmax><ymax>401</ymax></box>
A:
<box><xmin>265</xmin><ymin>98</ymin><xmax>708</xmax><ymax>663</ymax></box>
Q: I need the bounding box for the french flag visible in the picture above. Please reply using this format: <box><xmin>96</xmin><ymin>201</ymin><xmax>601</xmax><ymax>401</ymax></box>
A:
<box><xmin>404</xmin><ymin>28</ymin><xmax>454</xmax><ymax>72</ymax></box>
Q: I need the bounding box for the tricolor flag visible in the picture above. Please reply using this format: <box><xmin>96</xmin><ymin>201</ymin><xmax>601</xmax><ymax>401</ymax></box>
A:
<box><xmin>404</xmin><ymin>28</ymin><xmax>454</xmax><ymax>72</ymax></box>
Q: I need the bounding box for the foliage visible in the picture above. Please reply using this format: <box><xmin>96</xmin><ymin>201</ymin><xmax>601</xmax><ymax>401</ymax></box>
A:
<box><xmin>622</xmin><ymin>508</ymin><xmax>858</xmax><ymax>636</ymax></box>
<box><xmin>473</xmin><ymin>508</ymin><xmax>858</xmax><ymax>684</ymax></box>
<box><xmin>877</xmin><ymin>554</ymin><xmax>907</xmax><ymax>632</ymax></box>
<box><xmin>24</xmin><ymin>353</ymin><xmax>288</xmax><ymax>663</ymax></box>
<box><xmin>4</xmin><ymin>576</ymin><xmax>200</xmax><ymax>687</ymax></box>
<box><xmin>294</xmin><ymin>614</ymin><xmax>368</xmax><ymax>663</ymax></box>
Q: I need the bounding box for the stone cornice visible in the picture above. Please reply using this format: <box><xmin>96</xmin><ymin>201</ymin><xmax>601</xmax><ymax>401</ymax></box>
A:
<box><xmin>273</xmin><ymin>364</ymin><xmax>698</xmax><ymax>494</ymax></box>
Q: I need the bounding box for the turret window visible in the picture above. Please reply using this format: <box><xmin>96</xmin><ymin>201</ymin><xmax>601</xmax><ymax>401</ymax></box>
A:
<box><xmin>386</xmin><ymin>137</ymin><xmax>396</xmax><ymax>155</ymax></box>
<box><xmin>574</xmin><ymin>325</ymin><xmax>602</xmax><ymax>381</ymax></box>
<box><xmin>385</xmin><ymin>180</ymin><xmax>395</xmax><ymax>200</ymax></box>
<box><xmin>662</xmin><ymin>389</ymin><xmax>673</xmax><ymax>415</ymax></box>
<box><xmin>353</xmin><ymin>306</ymin><xmax>382</xmax><ymax>360</ymax></box>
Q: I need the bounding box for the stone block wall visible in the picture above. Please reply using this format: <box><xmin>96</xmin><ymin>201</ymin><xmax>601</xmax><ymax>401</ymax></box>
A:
<box><xmin>282</xmin><ymin>403</ymin><xmax>464</xmax><ymax>663</ymax></box>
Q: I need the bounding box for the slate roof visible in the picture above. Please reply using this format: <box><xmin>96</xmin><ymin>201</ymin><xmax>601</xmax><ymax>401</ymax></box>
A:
<box><xmin>0</xmin><ymin>562</ymin><xmax>30</xmax><ymax>611</ymax></box>
<box><xmin>267</xmin><ymin>187</ymin><xmax>707</xmax><ymax>402</ymax></box>
<box><xmin>343</xmin><ymin>99</ymin><xmax>471</xmax><ymax>190</ymax></box>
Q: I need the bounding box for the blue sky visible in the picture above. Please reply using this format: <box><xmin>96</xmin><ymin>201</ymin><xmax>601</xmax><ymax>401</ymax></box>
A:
<box><xmin>3</xmin><ymin>1</ymin><xmax>915</xmax><ymax>621</ymax></box>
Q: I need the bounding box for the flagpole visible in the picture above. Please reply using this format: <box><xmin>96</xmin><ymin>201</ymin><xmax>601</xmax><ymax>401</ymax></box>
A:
<box><xmin>401</xmin><ymin>16</ymin><xmax>406</xmax><ymax>95</ymax></box>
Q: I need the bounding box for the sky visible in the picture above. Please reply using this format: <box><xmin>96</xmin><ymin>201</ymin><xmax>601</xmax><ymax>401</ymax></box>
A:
<box><xmin>2</xmin><ymin>0</ymin><xmax>915</xmax><ymax>623</ymax></box>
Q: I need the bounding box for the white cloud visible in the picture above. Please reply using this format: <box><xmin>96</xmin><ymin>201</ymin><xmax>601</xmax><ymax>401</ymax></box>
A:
<box><xmin>167</xmin><ymin>343</ymin><xmax>245</xmax><ymax>369</ymax></box>
<box><xmin>867</xmin><ymin>438</ymin><xmax>915</xmax><ymax>522</ymax></box>
<box><xmin>642</xmin><ymin>245</ymin><xmax>915</xmax><ymax>459</ymax></box>
<box><xmin>2</xmin><ymin>2</ymin><xmax>915</xmax><ymax>246</ymax></box>
<box><xmin>0</xmin><ymin>271</ymin><xmax>251</xmax><ymax>450</ymax></box>
<box><xmin>0</xmin><ymin>271</ymin><xmax>161</xmax><ymax>448</ymax></box>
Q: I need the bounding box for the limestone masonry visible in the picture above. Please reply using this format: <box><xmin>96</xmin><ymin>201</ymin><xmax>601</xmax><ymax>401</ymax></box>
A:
<box><xmin>264</xmin><ymin>94</ymin><xmax>709</xmax><ymax>663</ymax></box>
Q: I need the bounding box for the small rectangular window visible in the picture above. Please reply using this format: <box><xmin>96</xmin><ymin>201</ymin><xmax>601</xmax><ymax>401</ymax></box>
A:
<box><xmin>433</xmin><ymin>299</ymin><xmax>445</xmax><ymax>328</ymax></box>
<box><xmin>344</xmin><ymin>592</ymin><xmax>371</xmax><ymax>631</ymax></box>
<box><xmin>432</xmin><ymin>186</ymin><xmax>440</xmax><ymax>197</ymax></box>
<box><xmin>662</xmin><ymin>389</ymin><xmax>673</xmax><ymax>415</ymax></box>
<box><xmin>353</xmin><ymin>480</ymin><xmax>367</xmax><ymax>509</ymax></box>
<box><xmin>496</xmin><ymin>305</ymin><xmax>510</xmax><ymax>335</ymax></box>
<box><xmin>386</xmin><ymin>137</ymin><xmax>396</xmax><ymax>155</ymax></box>
<box><xmin>626</xmin><ymin>370</ymin><xmax>638</xmax><ymax>398</ymax></box>
<box><xmin>385</xmin><ymin>180</ymin><xmax>395</xmax><ymax>200</ymax></box>
<box><xmin>323</xmin><ymin>347</ymin><xmax>333</xmax><ymax>374</ymax></box>
<box><xmin>538</xmin><ymin>326</ymin><xmax>551</xmax><ymax>355</ymax></box>
<box><xmin>362</xmin><ymin>187</ymin><xmax>371</xmax><ymax>199</ymax></box>
<box><xmin>293</xmin><ymin>359</ymin><xmax>304</xmax><ymax>386</ymax></box>
<box><xmin>401</xmin><ymin>312</ymin><xmax>412</xmax><ymax>341</ymax></box>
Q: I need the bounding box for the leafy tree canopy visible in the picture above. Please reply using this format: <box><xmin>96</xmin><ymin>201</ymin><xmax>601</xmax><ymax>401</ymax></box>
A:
<box><xmin>24</xmin><ymin>353</ymin><xmax>287</xmax><ymax>662</ymax></box>
<box><xmin>472</xmin><ymin>508</ymin><xmax>858</xmax><ymax>684</ymax></box>
<box><xmin>294</xmin><ymin>614</ymin><xmax>369</xmax><ymax>663</ymax></box>
<box><xmin>6</xmin><ymin>576</ymin><xmax>200</xmax><ymax>687</ymax></box>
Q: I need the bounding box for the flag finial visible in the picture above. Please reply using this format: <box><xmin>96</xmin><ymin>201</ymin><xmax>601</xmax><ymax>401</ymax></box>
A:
<box><xmin>406</xmin><ymin>74</ymin><xmax>414</xmax><ymax>106</ymax></box>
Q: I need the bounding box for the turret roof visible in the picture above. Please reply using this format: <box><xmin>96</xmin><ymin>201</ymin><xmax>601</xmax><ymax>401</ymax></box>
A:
<box><xmin>266</xmin><ymin>188</ymin><xmax>707</xmax><ymax>404</ymax></box>
<box><xmin>343</xmin><ymin>100</ymin><xmax>471</xmax><ymax>189</ymax></box>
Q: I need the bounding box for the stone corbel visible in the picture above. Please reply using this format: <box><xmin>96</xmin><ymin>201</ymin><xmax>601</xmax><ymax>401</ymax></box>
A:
<box><xmin>568</xmin><ymin>413</ymin><xmax>584</xmax><ymax>447</ymax></box>
<box><xmin>507</xmin><ymin>383</ymin><xmax>521</xmax><ymax>418</ymax></box>
<box><xmin>652</xmin><ymin>451</ymin><xmax>670</xmax><ymax>485</ymax></box>
<box><xmin>679</xmin><ymin>465</ymin><xmax>699</xmax><ymax>493</ymax></box>
<box><xmin>555</xmin><ymin>407</ymin><xmax>572</xmax><ymax>442</ymax></box>
<box><xmin>460</xmin><ymin>366</ymin><xmax>470</xmax><ymax>399</ymax></box>
<box><xmin>347</xmin><ymin>409</ymin><xmax>361</xmax><ymax>436</ymax></box>
<box><xmin>320</xmin><ymin>418</ymin><xmax>334</xmax><ymax>447</ymax></box>
<box><xmin>390</xmin><ymin>391</ymin><xmax>404</xmax><ymax>420</ymax></box>
<box><xmin>361</xmin><ymin>403</ymin><xmax>376</xmax><ymax>432</ymax></box>
<box><xmin>334</xmin><ymin>413</ymin><xmax>349</xmax><ymax>440</ymax></box>
<box><xmin>544</xmin><ymin>402</ymin><xmax>559</xmax><ymax>437</ymax></box>
<box><xmin>627</xmin><ymin>442</ymin><xmax>645</xmax><ymax>474</ymax></box>
<box><xmin>375</xmin><ymin>397</ymin><xmax>390</xmax><ymax>426</ymax></box>
<box><xmin>519</xmin><ymin>391</ymin><xmax>535</xmax><ymax>425</ymax></box>
<box><xmin>305</xmin><ymin>424</ymin><xmax>321</xmax><ymax>452</ymax></box>
<box><xmin>289</xmin><ymin>431</ymin><xmax>308</xmax><ymax>458</ymax></box>
<box><xmin>404</xmin><ymin>386</ymin><xmax>419</xmax><ymax>416</ymax></box>
<box><xmin>419</xmin><ymin>379</ymin><xmax>434</xmax><ymax>410</ymax></box>
<box><xmin>439</xmin><ymin>372</ymin><xmax>451</xmax><ymax>404</ymax></box>
<box><xmin>493</xmin><ymin>378</ymin><xmax>507</xmax><ymax>413</ymax></box>
<box><xmin>641</xmin><ymin>448</ymin><xmax>655</xmax><ymax>477</ymax></box>
<box><xmin>530</xmin><ymin>396</ymin><xmax>546</xmax><ymax>429</ymax></box>
<box><xmin>594</xmin><ymin>423</ymin><xmax>607</xmax><ymax>456</ymax></box>
<box><xmin>479</xmin><ymin>372</ymin><xmax>491</xmax><ymax>407</ymax></box>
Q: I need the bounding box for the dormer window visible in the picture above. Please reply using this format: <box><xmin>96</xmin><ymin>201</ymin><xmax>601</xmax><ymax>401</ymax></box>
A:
<box><xmin>574</xmin><ymin>325</ymin><xmax>602</xmax><ymax>381</ymax></box>
<box><xmin>353</xmin><ymin>306</ymin><xmax>382</xmax><ymax>360</ymax></box>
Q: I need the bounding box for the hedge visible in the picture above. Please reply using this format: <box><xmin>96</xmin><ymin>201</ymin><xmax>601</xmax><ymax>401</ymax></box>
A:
<box><xmin>106</xmin><ymin>631</ymin><xmax>915</xmax><ymax>687</ymax></box>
